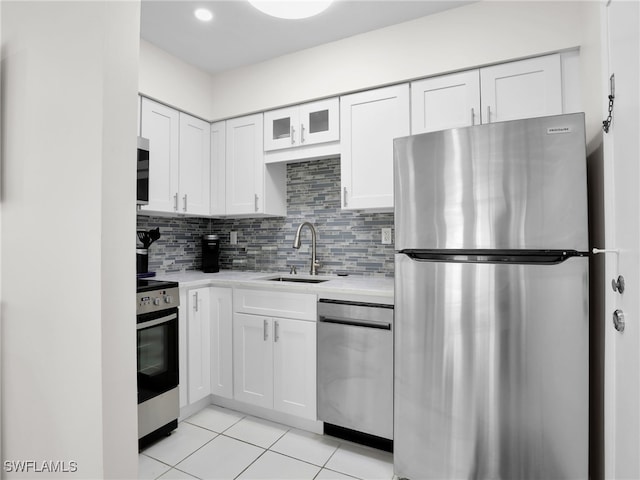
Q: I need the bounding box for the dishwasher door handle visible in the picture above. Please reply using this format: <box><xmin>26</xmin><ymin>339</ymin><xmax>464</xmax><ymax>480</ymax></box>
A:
<box><xmin>319</xmin><ymin>316</ymin><xmax>391</xmax><ymax>330</ymax></box>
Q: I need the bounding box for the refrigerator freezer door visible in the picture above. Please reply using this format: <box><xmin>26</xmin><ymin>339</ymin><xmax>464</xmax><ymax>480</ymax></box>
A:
<box><xmin>394</xmin><ymin>113</ymin><xmax>588</xmax><ymax>252</ymax></box>
<box><xmin>394</xmin><ymin>253</ymin><xmax>588</xmax><ymax>480</ymax></box>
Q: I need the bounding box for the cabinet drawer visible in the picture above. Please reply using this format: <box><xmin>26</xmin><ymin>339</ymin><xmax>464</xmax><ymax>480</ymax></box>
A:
<box><xmin>233</xmin><ymin>288</ymin><xmax>317</xmax><ymax>321</ymax></box>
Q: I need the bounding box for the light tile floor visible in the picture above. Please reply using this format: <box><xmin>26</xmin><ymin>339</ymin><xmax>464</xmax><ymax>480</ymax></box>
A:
<box><xmin>139</xmin><ymin>405</ymin><xmax>394</xmax><ymax>480</ymax></box>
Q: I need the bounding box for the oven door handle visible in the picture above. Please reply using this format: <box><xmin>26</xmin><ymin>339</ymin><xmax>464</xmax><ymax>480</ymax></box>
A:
<box><xmin>137</xmin><ymin>312</ymin><xmax>177</xmax><ymax>330</ymax></box>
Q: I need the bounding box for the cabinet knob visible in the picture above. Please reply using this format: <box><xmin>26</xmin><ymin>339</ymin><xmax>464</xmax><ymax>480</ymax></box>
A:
<box><xmin>613</xmin><ymin>309</ymin><xmax>625</xmax><ymax>332</ymax></box>
<box><xmin>612</xmin><ymin>275</ymin><xmax>625</xmax><ymax>294</ymax></box>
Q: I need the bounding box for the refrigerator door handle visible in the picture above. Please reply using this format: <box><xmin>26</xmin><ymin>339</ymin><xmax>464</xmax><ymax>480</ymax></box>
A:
<box><xmin>401</xmin><ymin>249</ymin><xmax>586</xmax><ymax>265</ymax></box>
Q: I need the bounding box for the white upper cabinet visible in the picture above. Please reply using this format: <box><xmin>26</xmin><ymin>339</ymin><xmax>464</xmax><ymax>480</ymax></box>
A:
<box><xmin>140</xmin><ymin>98</ymin><xmax>210</xmax><ymax>216</ymax></box>
<box><xmin>140</xmin><ymin>98</ymin><xmax>180</xmax><ymax>213</ymax></box>
<box><xmin>226</xmin><ymin>114</ymin><xmax>286</xmax><ymax>217</ymax></box>
<box><xmin>411</xmin><ymin>54</ymin><xmax>564</xmax><ymax>134</ymax></box>
<box><xmin>179</xmin><ymin>113</ymin><xmax>211</xmax><ymax>215</ymax></box>
<box><xmin>340</xmin><ymin>84</ymin><xmax>410</xmax><ymax>211</ymax></box>
<box><xmin>225</xmin><ymin>114</ymin><xmax>264</xmax><ymax>215</ymax></box>
<box><xmin>210</xmin><ymin>121</ymin><xmax>226</xmax><ymax>216</ymax></box>
<box><xmin>411</xmin><ymin>70</ymin><xmax>481</xmax><ymax>134</ymax></box>
<box><xmin>480</xmin><ymin>54</ymin><xmax>562</xmax><ymax>123</ymax></box>
<box><xmin>264</xmin><ymin>98</ymin><xmax>339</xmax><ymax>151</ymax></box>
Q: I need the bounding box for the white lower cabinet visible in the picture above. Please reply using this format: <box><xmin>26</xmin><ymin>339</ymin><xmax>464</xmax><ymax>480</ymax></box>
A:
<box><xmin>272</xmin><ymin>317</ymin><xmax>317</xmax><ymax>419</ymax></box>
<box><xmin>187</xmin><ymin>287</ymin><xmax>211</xmax><ymax>404</ymax></box>
<box><xmin>233</xmin><ymin>313</ymin><xmax>274</xmax><ymax>409</ymax></box>
<box><xmin>233</xmin><ymin>288</ymin><xmax>317</xmax><ymax>421</ymax></box>
<box><xmin>233</xmin><ymin>313</ymin><xmax>317</xmax><ymax>420</ymax></box>
<box><xmin>209</xmin><ymin>287</ymin><xmax>234</xmax><ymax>399</ymax></box>
<box><xmin>180</xmin><ymin>286</ymin><xmax>233</xmax><ymax>409</ymax></box>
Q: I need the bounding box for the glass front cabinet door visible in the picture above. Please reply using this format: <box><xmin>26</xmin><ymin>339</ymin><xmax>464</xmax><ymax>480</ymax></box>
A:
<box><xmin>264</xmin><ymin>98</ymin><xmax>339</xmax><ymax>151</ymax></box>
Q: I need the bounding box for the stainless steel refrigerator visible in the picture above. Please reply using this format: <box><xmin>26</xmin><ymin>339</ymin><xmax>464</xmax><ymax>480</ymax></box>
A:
<box><xmin>393</xmin><ymin>113</ymin><xmax>589</xmax><ymax>480</ymax></box>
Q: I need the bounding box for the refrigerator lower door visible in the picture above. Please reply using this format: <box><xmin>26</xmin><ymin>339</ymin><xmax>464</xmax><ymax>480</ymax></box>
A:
<box><xmin>394</xmin><ymin>253</ymin><xmax>588</xmax><ymax>480</ymax></box>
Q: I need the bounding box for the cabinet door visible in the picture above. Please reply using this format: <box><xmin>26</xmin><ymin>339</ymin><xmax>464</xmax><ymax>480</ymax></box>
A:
<box><xmin>273</xmin><ymin>318</ymin><xmax>317</xmax><ymax>420</ymax></box>
<box><xmin>226</xmin><ymin>114</ymin><xmax>265</xmax><ymax>215</ymax></box>
<box><xmin>341</xmin><ymin>84</ymin><xmax>410</xmax><ymax>211</ymax></box>
<box><xmin>411</xmin><ymin>70</ymin><xmax>481</xmax><ymax>134</ymax></box>
<box><xmin>187</xmin><ymin>287</ymin><xmax>211</xmax><ymax>404</ymax></box>
<box><xmin>299</xmin><ymin>98</ymin><xmax>339</xmax><ymax>146</ymax></box>
<box><xmin>264</xmin><ymin>106</ymin><xmax>299</xmax><ymax>151</ymax></box>
<box><xmin>210</xmin><ymin>287</ymin><xmax>233</xmax><ymax>399</ymax></box>
<box><xmin>210</xmin><ymin>121</ymin><xmax>226</xmax><ymax>216</ymax></box>
<box><xmin>480</xmin><ymin>54</ymin><xmax>562</xmax><ymax>123</ymax></box>
<box><xmin>233</xmin><ymin>313</ymin><xmax>273</xmax><ymax>409</ymax></box>
<box><xmin>179</xmin><ymin>113</ymin><xmax>211</xmax><ymax>215</ymax></box>
<box><xmin>140</xmin><ymin>98</ymin><xmax>179</xmax><ymax>213</ymax></box>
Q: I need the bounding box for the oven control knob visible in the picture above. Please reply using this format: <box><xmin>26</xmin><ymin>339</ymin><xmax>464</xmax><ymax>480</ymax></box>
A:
<box><xmin>164</xmin><ymin>295</ymin><xmax>173</xmax><ymax>304</ymax></box>
<box><xmin>153</xmin><ymin>298</ymin><xmax>161</xmax><ymax>306</ymax></box>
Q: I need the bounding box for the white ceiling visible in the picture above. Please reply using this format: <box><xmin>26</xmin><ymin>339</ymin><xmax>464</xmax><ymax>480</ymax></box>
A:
<box><xmin>140</xmin><ymin>0</ymin><xmax>475</xmax><ymax>75</ymax></box>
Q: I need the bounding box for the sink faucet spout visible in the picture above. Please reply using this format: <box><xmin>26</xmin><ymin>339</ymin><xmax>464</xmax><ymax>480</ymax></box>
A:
<box><xmin>293</xmin><ymin>222</ymin><xmax>320</xmax><ymax>275</ymax></box>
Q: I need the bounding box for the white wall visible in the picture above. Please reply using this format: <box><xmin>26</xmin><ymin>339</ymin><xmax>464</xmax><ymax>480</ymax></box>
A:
<box><xmin>139</xmin><ymin>39</ymin><xmax>214</xmax><ymax>121</ymax></box>
<box><xmin>1</xmin><ymin>2</ymin><xmax>139</xmax><ymax>477</ymax></box>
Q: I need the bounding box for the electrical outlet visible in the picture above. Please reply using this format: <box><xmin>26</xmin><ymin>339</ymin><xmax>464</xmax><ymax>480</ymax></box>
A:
<box><xmin>382</xmin><ymin>228</ymin><xmax>392</xmax><ymax>245</ymax></box>
<box><xmin>230</xmin><ymin>231</ymin><xmax>238</xmax><ymax>245</ymax></box>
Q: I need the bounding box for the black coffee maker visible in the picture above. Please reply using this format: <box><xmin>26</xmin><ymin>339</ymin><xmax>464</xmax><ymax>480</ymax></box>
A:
<box><xmin>202</xmin><ymin>234</ymin><xmax>220</xmax><ymax>273</ymax></box>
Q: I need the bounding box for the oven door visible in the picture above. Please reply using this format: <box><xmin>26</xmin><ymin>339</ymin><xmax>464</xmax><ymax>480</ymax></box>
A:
<box><xmin>137</xmin><ymin>307</ymin><xmax>178</xmax><ymax>404</ymax></box>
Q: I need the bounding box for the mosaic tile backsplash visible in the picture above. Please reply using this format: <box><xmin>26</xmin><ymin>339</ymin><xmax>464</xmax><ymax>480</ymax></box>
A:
<box><xmin>137</xmin><ymin>157</ymin><xmax>394</xmax><ymax>277</ymax></box>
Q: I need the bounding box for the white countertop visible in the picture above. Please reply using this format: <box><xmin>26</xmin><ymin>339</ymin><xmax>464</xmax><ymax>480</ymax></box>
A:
<box><xmin>155</xmin><ymin>270</ymin><xmax>394</xmax><ymax>304</ymax></box>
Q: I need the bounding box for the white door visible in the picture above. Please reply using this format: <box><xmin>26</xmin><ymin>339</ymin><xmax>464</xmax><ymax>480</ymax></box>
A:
<box><xmin>179</xmin><ymin>113</ymin><xmax>210</xmax><ymax>216</ymax></box>
<box><xmin>209</xmin><ymin>287</ymin><xmax>233</xmax><ymax>399</ymax></box>
<box><xmin>299</xmin><ymin>98</ymin><xmax>340</xmax><ymax>146</ymax></box>
<box><xmin>273</xmin><ymin>318</ymin><xmax>317</xmax><ymax>420</ymax></box>
<box><xmin>411</xmin><ymin>70</ymin><xmax>481</xmax><ymax>134</ymax></box>
<box><xmin>603</xmin><ymin>1</ymin><xmax>640</xmax><ymax>478</ymax></box>
<box><xmin>233</xmin><ymin>313</ymin><xmax>273</xmax><ymax>408</ymax></box>
<box><xmin>340</xmin><ymin>84</ymin><xmax>410</xmax><ymax>211</ymax></box>
<box><xmin>480</xmin><ymin>54</ymin><xmax>562</xmax><ymax>123</ymax></box>
<box><xmin>187</xmin><ymin>287</ymin><xmax>211</xmax><ymax>404</ymax></box>
<box><xmin>225</xmin><ymin>114</ymin><xmax>264</xmax><ymax>215</ymax></box>
<box><xmin>140</xmin><ymin>98</ymin><xmax>179</xmax><ymax>213</ymax></box>
<box><xmin>264</xmin><ymin>106</ymin><xmax>299</xmax><ymax>151</ymax></box>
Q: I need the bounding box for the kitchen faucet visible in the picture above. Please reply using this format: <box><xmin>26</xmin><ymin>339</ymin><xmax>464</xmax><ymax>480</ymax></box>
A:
<box><xmin>293</xmin><ymin>222</ymin><xmax>320</xmax><ymax>275</ymax></box>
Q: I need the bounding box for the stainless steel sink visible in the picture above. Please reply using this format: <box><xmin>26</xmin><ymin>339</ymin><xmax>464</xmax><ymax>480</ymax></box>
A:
<box><xmin>263</xmin><ymin>275</ymin><xmax>329</xmax><ymax>284</ymax></box>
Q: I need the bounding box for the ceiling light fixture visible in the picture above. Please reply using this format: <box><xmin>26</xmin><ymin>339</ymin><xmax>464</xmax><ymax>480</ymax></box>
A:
<box><xmin>248</xmin><ymin>0</ymin><xmax>334</xmax><ymax>20</ymax></box>
<box><xmin>194</xmin><ymin>8</ymin><xmax>214</xmax><ymax>22</ymax></box>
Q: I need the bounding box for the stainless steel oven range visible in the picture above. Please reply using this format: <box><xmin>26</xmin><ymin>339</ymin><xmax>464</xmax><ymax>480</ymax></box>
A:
<box><xmin>136</xmin><ymin>279</ymin><xmax>179</xmax><ymax>449</ymax></box>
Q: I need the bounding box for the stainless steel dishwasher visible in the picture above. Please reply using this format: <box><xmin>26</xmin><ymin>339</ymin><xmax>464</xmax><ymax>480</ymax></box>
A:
<box><xmin>317</xmin><ymin>299</ymin><xmax>394</xmax><ymax>441</ymax></box>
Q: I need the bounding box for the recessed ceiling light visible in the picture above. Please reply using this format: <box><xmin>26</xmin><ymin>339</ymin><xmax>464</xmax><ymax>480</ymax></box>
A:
<box><xmin>194</xmin><ymin>8</ymin><xmax>214</xmax><ymax>22</ymax></box>
<box><xmin>248</xmin><ymin>0</ymin><xmax>334</xmax><ymax>20</ymax></box>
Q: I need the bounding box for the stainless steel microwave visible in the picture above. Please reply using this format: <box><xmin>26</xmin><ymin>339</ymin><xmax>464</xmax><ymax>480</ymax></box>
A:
<box><xmin>137</xmin><ymin>137</ymin><xmax>149</xmax><ymax>205</ymax></box>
